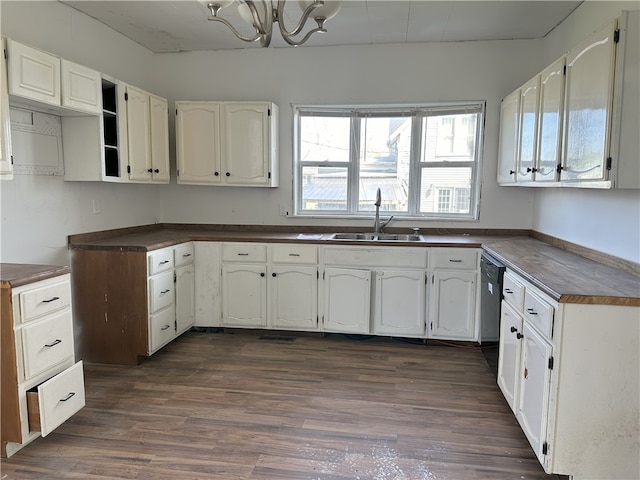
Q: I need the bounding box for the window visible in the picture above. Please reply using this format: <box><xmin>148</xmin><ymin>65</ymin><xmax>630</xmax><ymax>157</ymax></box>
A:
<box><xmin>294</xmin><ymin>103</ymin><xmax>484</xmax><ymax>220</ymax></box>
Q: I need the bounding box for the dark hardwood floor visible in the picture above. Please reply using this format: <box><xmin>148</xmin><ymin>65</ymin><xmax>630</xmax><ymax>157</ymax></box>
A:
<box><xmin>1</xmin><ymin>330</ymin><xmax>563</xmax><ymax>479</ymax></box>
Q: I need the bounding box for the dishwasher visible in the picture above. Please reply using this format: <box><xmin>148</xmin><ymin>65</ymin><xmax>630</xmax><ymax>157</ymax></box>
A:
<box><xmin>480</xmin><ymin>252</ymin><xmax>506</xmax><ymax>378</ymax></box>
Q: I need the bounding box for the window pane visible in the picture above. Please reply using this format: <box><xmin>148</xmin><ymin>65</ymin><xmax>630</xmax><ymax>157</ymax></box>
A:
<box><xmin>358</xmin><ymin>117</ymin><xmax>410</xmax><ymax>213</ymax></box>
<box><xmin>420</xmin><ymin>167</ymin><xmax>472</xmax><ymax>214</ymax></box>
<box><xmin>300</xmin><ymin>116</ymin><xmax>351</xmax><ymax>163</ymax></box>
<box><xmin>421</xmin><ymin>114</ymin><xmax>478</xmax><ymax>162</ymax></box>
<box><xmin>301</xmin><ymin>166</ymin><xmax>348</xmax><ymax>211</ymax></box>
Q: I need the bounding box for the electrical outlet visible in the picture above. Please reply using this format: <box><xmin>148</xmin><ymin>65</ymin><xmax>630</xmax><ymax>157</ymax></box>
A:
<box><xmin>92</xmin><ymin>199</ymin><xmax>101</xmax><ymax>214</ymax></box>
<box><xmin>279</xmin><ymin>204</ymin><xmax>290</xmax><ymax>216</ymax></box>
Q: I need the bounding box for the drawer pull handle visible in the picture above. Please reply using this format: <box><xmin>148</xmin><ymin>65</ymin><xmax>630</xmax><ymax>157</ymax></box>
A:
<box><xmin>161</xmin><ymin>324</ymin><xmax>171</xmax><ymax>331</ymax></box>
<box><xmin>42</xmin><ymin>296</ymin><xmax>60</xmax><ymax>303</ymax></box>
<box><xmin>45</xmin><ymin>339</ymin><xmax>62</xmax><ymax>348</ymax></box>
<box><xmin>160</xmin><ymin>289</ymin><xmax>171</xmax><ymax>294</ymax></box>
<box><xmin>449</xmin><ymin>259</ymin><xmax>462</xmax><ymax>263</ymax></box>
<box><xmin>510</xmin><ymin>326</ymin><xmax>518</xmax><ymax>333</ymax></box>
<box><xmin>517</xmin><ymin>333</ymin><xmax>524</xmax><ymax>339</ymax></box>
<box><xmin>288</xmin><ymin>253</ymin><xmax>300</xmax><ymax>257</ymax></box>
<box><xmin>182</xmin><ymin>253</ymin><xmax>192</xmax><ymax>257</ymax></box>
<box><xmin>504</xmin><ymin>289</ymin><xmax>513</xmax><ymax>294</ymax></box>
<box><xmin>237</xmin><ymin>253</ymin><xmax>249</xmax><ymax>256</ymax></box>
<box><xmin>159</xmin><ymin>260</ymin><xmax>170</xmax><ymax>265</ymax></box>
<box><xmin>526</xmin><ymin>308</ymin><xmax>538</xmax><ymax>315</ymax></box>
<box><xmin>60</xmin><ymin>392</ymin><xmax>75</xmax><ymax>402</ymax></box>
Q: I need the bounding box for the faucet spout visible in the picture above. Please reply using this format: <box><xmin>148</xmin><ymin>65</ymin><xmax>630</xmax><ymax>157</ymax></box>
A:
<box><xmin>374</xmin><ymin>188</ymin><xmax>392</xmax><ymax>234</ymax></box>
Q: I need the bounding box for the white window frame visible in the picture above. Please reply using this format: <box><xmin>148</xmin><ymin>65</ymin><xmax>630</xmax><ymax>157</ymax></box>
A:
<box><xmin>293</xmin><ymin>102</ymin><xmax>485</xmax><ymax>221</ymax></box>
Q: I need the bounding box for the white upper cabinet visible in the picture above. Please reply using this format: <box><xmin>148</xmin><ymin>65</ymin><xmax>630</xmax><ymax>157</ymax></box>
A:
<box><xmin>176</xmin><ymin>101</ymin><xmax>278</xmax><ymax>187</ymax></box>
<box><xmin>124</xmin><ymin>84</ymin><xmax>169</xmax><ymax>184</ymax></box>
<box><xmin>7</xmin><ymin>39</ymin><xmax>101</xmax><ymax>116</ymax></box>
<box><xmin>1</xmin><ymin>38</ymin><xmax>13</xmax><ymax>179</ymax></box>
<box><xmin>517</xmin><ymin>76</ymin><xmax>540</xmax><ymax>183</ymax></box>
<box><xmin>560</xmin><ymin>19</ymin><xmax>617</xmax><ymax>183</ymax></box>
<box><xmin>175</xmin><ymin>102</ymin><xmax>221</xmax><ymax>184</ymax></box>
<box><xmin>60</xmin><ymin>59</ymin><xmax>101</xmax><ymax>115</ymax></box>
<box><xmin>535</xmin><ymin>57</ymin><xmax>565</xmax><ymax>183</ymax></box>
<box><xmin>497</xmin><ymin>89</ymin><xmax>520</xmax><ymax>185</ymax></box>
<box><xmin>498</xmin><ymin>11</ymin><xmax>639</xmax><ymax>189</ymax></box>
<box><xmin>7</xmin><ymin>39</ymin><xmax>60</xmax><ymax>107</ymax></box>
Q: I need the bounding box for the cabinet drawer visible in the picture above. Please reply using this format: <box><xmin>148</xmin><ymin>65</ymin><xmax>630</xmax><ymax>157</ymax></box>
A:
<box><xmin>21</xmin><ymin>310</ymin><xmax>74</xmax><ymax>380</ymax></box>
<box><xmin>523</xmin><ymin>289</ymin><xmax>554</xmax><ymax>338</ymax></box>
<box><xmin>272</xmin><ymin>245</ymin><xmax>317</xmax><ymax>264</ymax></box>
<box><xmin>323</xmin><ymin>247</ymin><xmax>427</xmax><ymax>268</ymax></box>
<box><xmin>503</xmin><ymin>270</ymin><xmax>525</xmax><ymax>311</ymax></box>
<box><xmin>148</xmin><ymin>249</ymin><xmax>174</xmax><ymax>275</ymax></box>
<box><xmin>431</xmin><ymin>249</ymin><xmax>479</xmax><ymax>270</ymax></box>
<box><xmin>174</xmin><ymin>243</ymin><xmax>195</xmax><ymax>267</ymax></box>
<box><xmin>222</xmin><ymin>243</ymin><xmax>267</xmax><ymax>263</ymax></box>
<box><xmin>19</xmin><ymin>279</ymin><xmax>71</xmax><ymax>323</ymax></box>
<box><xmin>149</xmin><ymin>305</ymin><xmax>176</xmax><ymax>352</ymax></box>
<box><xmin>148</xmin><ymin>271</ymin><xmax>174</xmax><ymax>313</ymax></box>
<box><xmin>27</xmin><ymin>361</ymin><xmax>85</xmax><ymax>437</ymax></box>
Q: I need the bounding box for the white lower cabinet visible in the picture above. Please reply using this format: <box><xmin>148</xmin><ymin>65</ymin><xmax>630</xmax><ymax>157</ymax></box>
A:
<box><xmin>146</xmin><ymin>242</ymin><xmax>195</xmax><ymax>353</ymax></box>
<box><xmin>428</xmin><ymin>248</ymin><xmax>480</xmax><ymax>341</ymax></box>
<box><xmin>373</xmin><ymin>269</ymin><xmax>426</xmax><ymax>337</ymax></box>
<box><xmin>322</xmin><ymin>267</ymin><xmax>371</xmax><ymax>334</ymax></box>
<box><xmin>497</xmin><ymin>268</ymin><xmax>639</xmax><ymax>479</ymax></box>
<box><xmin>222</xmin><ymin>264</ymin><xmax>267</xmax><ymax>327</ymax></box>
<box><xmin>270</xmin><ymin>265</ymin><xmax>318</xmax><ymax>331</ymax></box>
<box><xmin>1</xmin><ymin>272</ymin><xmax>85</xmax><ymax>458</ymax></box>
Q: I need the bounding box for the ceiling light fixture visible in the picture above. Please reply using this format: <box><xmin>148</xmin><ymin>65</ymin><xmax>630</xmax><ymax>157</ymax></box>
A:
<box><xmin>200</xmin><ymin>0</ymin><xmax>342</xmax><ymax>47</ymax></box>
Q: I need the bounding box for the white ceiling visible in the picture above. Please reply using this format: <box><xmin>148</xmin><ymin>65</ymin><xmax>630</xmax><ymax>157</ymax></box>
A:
<box><xmin>60</xmin><ymin>0</ymin><xmax>583</xmax><ymax>53</ymax></box>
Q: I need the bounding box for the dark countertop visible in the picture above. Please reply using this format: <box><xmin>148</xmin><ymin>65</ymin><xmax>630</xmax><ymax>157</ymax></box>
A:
<box><xmin>0</xmin><ymin>263</ymin><xmax>70</xmax><ymax>288</ymax></box>
<box><xmin>67</xmin><ymin>224</ymin><xmax>640</xmax><ymax>306</ymax></box>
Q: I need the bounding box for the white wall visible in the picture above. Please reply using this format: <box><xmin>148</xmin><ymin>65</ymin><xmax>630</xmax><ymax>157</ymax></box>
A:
<box><xmin>1</xmin><ymin>1</ymin><xmax>638</xmax><ymax>265</ymax></box>
<box><xmin>533</xmin><ymin>1</ymin><xmax>640</xmax><ymax>263</ymax></box>
<box><xmin>0</xmin><ymin>1</ymin><xmax>161</xmax><ymax>265</ymax></box>
<box><xmin>154</xmin><ymin>40</ymin><xmax>541</xmax><ymax>231</ymax></box>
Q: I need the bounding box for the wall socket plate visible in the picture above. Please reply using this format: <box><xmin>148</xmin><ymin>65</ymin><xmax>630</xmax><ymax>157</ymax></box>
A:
<box><xmin>279</xmin><ymin>204</ymin><xmax>290</xmax><ymax>216</ymax></box>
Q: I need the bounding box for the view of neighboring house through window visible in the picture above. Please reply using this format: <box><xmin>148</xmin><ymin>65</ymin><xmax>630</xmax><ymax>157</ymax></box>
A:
<box><xmin>294</xmin><ymin>103</ymin><xmax>484</xmax><ymax>219</ymax></box>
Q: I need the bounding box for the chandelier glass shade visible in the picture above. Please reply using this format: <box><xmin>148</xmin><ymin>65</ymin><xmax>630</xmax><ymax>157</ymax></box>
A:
<box><xmin>201</xmin><ymin>0</ymin><xmax>342</xmax><ymax>47</ymax></box>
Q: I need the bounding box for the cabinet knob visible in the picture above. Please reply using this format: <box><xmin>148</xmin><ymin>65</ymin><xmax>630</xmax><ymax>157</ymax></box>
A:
<box><xmin>260</xmin><ymin>272</ymin><xmax>265</xmax><ymax>277</ymax></box>
<box><xmin>226</xmin><ymin>172</ymin><xmax>230</xmax><ymax>177</ymax></box>
<box><xmin>509</xmin><ymin>170</ymin><xmax>515</xmax><ymax>175</ymax></box>
<box><xmin>526</xmin><ymin>167</ymin><xmax>532</xmax><ymax>173</ymax></box>
<box><xmin>517</xmin><ymin>333</ymin><xmax>524</xmax><ymax>339</ymax></box>
<box><xmin>214</xmin><ymin>172</ymin><xmax>219</xmax><ymax>176</ymax></box>
<box><xmin>272</xmin><ymin>272</ymin><xmax>277</xmax><ymax>277</ymax></box>
<box><xmin>147</xmin><ymin>168</ymin><xmax>153</xmax><ymax>173</ymax></box>
<box><xmin>154</xmin><ymin>169</ymin><xmax>159</xmax><ymax>173</ymax></box>
<box><xmin>510</xmin><ymin>326</ymin><xmax>518</xmax><ymax>333</ymax></box>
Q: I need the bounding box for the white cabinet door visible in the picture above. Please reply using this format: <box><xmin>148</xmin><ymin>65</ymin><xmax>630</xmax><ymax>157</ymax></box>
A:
<box><xmin>269</xmin><ymin>266</ymin><xmax>318</xmax><ymax>331</ymax></box>
<box><xmin>323</xmin><ymin>267</ymin><xmax>371</xmax><ymax>334</ymax></box>
<box><xmin>373</xmin><ymin>269</ymin><xmax>425</xmax><ymax>337</ymax></box>
<box><xmin>175</xmin><ymin>263</ymin><xmax>195</xmax><ymax>336</ymax></box>
<box><xmin>222</xmin><ymin>264</ymin><xmax>267</xmax><ymax>327</ymax></box>
<box><xmin>221</xmin><ymin>102</ymin><xmax>273</xmax><ymax>186</ymax></box>
<box><xmin>517</xmin><ymin>321</ymin><xmax>553</xmax><ymax>465</ymax></box>
<box><xmin>497</xmin><ymin>89</ymin><xmax>520</xmax><ymax>184</ymax></box>
<box><xmin>497</xmin><ymin>301</ymin><xmax>523</xmax><ymax>412</ymax></box>
<box><xmin>518</xmin><ymin>76</ymin><xmax>540</xmax><ymax>182</ymax></box>
<box><xmin>125</xmin><ymin>84</ymin><xmax>152</xmax><ymax>181</ymax></box>
<box><xmin>0</xmin><ymin>38</ymin><xmax>13</xmax><ymax>178</ymax></box>
<box><xmin>7</xmin><ymin>39</ymin><xmax>60</xmax><ymax>106</ymax></box>
<box><xmin>176</xmin><ymin>102</ymin><xmax>221</xmax><ymax>184</ymax></box>
<box><xmin>428</xmin><ymin>271</ymin><xmax>477</xmax><ymax>340</ymax></box>
<box><xmin>60</xmin><ymin>59</ymin><xmax>101</xmax><ymax>115</ymax></box>
<box><xmin>149</xmin><ymin>94</ymin><xmax>170</xmax><ymax>183</ymax></box>
<box><xmin>561</xmin><ymin>19</ymin><xmax>617</xmax><ymax>182</ymax></box>
<box><xmin>535</xmin><ymin>57</ymin><xmax>565</xmax><ymax>183</ymax></box>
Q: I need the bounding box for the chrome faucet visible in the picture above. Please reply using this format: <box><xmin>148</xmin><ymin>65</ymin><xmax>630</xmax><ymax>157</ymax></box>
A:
<box><xmin>373</xmin><ymin>188</ymin><xmax>393</xmax><ymax>235</ymax></box>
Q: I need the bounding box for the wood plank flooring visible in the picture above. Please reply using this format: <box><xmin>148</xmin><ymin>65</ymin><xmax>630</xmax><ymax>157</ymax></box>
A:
<box><xmin>1</xmin><ymin>330</ymin><xmax>564</xmax><ymax>479</ymax></box>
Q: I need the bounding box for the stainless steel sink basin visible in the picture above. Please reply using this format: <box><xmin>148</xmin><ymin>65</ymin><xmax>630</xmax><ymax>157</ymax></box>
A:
<box><xmin>330</xmin><ymin>233</ymin><xmax>422</xmax><ymax>242</ymax></box>
<box><xmin>376</xmin><ymin>234</ymin><xmax>422</xmax><ymax>242</ymax></box>
<box><xmin>331</xmin><ymin>233</ymin><xmax>376</xmax><ymax>240</ymax></box>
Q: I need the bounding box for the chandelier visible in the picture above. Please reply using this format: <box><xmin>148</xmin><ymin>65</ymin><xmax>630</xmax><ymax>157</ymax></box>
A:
<box><xmin>201</xmin><ymin>0</ymin><xmax>342</xmax><ymax>47</ymax></box>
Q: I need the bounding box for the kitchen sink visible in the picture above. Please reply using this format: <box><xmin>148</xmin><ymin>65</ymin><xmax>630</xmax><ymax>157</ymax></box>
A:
<box><xmin>330</xmin><ymin>233</ymin><xmax>422</xmax><ymax>242</ymax></box>
<box><xmin>331</xmin><ymin>233</ymin><xmax>376</xmax><ymax>240</ymax></box>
